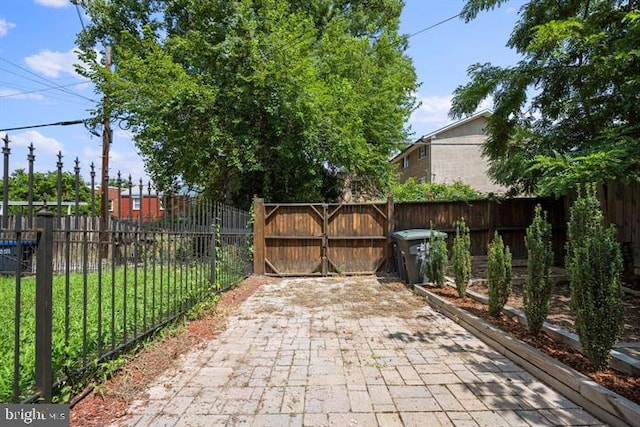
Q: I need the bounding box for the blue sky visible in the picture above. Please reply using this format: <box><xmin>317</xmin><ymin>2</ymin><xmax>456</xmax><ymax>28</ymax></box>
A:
<box><xmin>0</xmin><ymin>0</ymin><xmax>526</xmax><ymax>182</ymax></box>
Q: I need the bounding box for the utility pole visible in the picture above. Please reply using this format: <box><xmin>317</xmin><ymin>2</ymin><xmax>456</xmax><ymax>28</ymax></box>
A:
<box><xmin>100</xmin><ymin>46</ymin><xmax>112</xmax><ymax>257</ymax></box>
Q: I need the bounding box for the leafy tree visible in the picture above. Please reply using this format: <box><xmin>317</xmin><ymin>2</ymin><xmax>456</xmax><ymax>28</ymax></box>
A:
<box><xmin>76</xmin><ymin>0</ymin><xmax>417</xmax><ymax>209</ymax></box>
<box><xmin>523</xmin><ymin>204</ymin><xmax>554</xmax><ymax>335</ymax></box>
<box><xmin>451</xmin><ymin>0</ymin><xmax>640</xmax><ymax>196</ymax></box>
<box><xmin>1</xmin><ymin>169</ymin><xmax>93</xmax><ymax>215</ymax></box>
<box><xmin>390</xmin><ymin>178</ymin><xmax>484</xmax><ymax>202</ymax></box>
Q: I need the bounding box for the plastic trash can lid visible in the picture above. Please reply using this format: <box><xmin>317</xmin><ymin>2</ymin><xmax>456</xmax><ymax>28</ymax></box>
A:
<box><xmin>391</xmin><ymin>229</ymin><xmax>447</xmax><ymax>240</ymax></box>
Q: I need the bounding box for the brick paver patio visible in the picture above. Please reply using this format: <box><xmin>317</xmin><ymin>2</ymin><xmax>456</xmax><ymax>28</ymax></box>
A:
<box><xmin>114</xmin><ymin>277</ymin><xmax>605</xmax><ymax>427</ymax></box>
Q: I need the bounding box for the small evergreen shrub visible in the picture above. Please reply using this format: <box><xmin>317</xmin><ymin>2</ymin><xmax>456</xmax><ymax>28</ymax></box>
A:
<box><xmin>421</xmin><ymin>232</ymin><xmax>448</xmax><ymax>287</ymax></box>
<box><xmin>568</xmin><ymin>187</ymin><xmax>625</xmax><ymax>370</ymax></box>
<box><xmin>487</xmin><ymin>231</ymin><xmax>512</xmax><ymax>317</ymax></box>
<box><xmin>523</xmin><ymin>205</ymin><xmax>554</xmax><ymax>335</ymax></box>
<box><xmin>566</xmin><ymin>184</ymin><xmax>602</xmax><ymax>284</ymax></box>
<box><xmin>452</xmin><ymin>218</ymin><xmax>471</xmax><ymax>298</ymax></box>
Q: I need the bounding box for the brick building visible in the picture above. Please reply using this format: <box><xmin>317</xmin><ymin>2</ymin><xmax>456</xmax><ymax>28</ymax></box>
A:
<box><xmin>106</xmin><ymin>187</ymin><xmax>164</xmax><ymax>221</ymax></box>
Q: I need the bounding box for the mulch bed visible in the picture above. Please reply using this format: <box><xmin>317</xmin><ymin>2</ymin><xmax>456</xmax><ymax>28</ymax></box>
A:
<box><xmin>428</xmin><ymin>285</ymin><xmax>640</xmax><ymax>405</ymax></box>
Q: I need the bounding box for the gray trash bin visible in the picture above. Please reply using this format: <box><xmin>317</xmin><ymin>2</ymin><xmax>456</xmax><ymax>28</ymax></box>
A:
<box><xmin>392</xmin><ymin>229</ymin><xmax>447</xmax><ymax>285</ymax></box>
<box><xmin>0</xmin><ymin>240</ymin><xmax>38</xmax><ymax>274</ymax></box>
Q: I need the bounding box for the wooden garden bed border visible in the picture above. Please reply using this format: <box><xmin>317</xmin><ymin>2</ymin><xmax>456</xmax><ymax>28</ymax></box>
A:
<box><xmin>415</xmin><ymin>284</ymin><xmax>640</xmax><ymax>427</ymax></box>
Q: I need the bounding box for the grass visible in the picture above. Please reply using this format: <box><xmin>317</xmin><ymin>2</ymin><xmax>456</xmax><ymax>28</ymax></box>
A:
<box><xmin>0</xmin><ymin>261</ymin><xmax>219</xmax><ymax>403</ymax></box>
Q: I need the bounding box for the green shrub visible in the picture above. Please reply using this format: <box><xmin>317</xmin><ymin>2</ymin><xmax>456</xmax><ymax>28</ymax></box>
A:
<box><xmin>566</xmin><ymin>185</ymin><xmax>603</xmax><ymax>277</ymax></box>
<box><xmin>452</xmin><ymin>218</ymin><xmax>471</xmax><ymax>298</ymax></box>
<box><xmin>523</xmin><ymin>205</ymin><xmax>554</xmax><ymax>334</ymax></box>
<box><xmin>487</xmin><ymin>232</ymin><xmax>512</xmax><ymax>316</ymax></box>
<box><xmin>390</xmin><ymin>178</ymin><xmax>484</xmax><ymax>202</ymax></box>
<box><xmin>568</xmin><ymin>187</ymin><xmax>625</xmax><ymax>370</ymax></box>
<box><xmin>421</xmin><ymin>232</ymin><xmax>448</xmax><ymax>287</ymax></box>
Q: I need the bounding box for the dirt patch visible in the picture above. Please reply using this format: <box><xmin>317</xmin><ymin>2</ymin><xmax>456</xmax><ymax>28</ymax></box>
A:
<box><xmin>280</xmin><ymin>275</ymin><xmax>424</xmax><ymax>319</ymax></box>
<box><xmin>70</xmin><ymin>275</ymin><xmax>274</xmax><ymax>427</ymax></box>
<box><xmin>428</xmin><ymin>284</ymin><xmax>640</xmax><ymax>405</ymax></box>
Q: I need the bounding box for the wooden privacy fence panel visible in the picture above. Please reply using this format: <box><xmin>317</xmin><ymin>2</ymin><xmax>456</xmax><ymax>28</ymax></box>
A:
<box><xmin>393</xmin><ymin>199</ymin><xmax>490</xmax><ymax>255</ymax></box>
<box><xmin>254</xmin><ymin>197</ymin><xmax>568</xmax><ymax>277</ymax></box>
<box><xmin>253</xmin><ymin>199</ymin><xmax>392</xmax><ymax>276</ymax></box>
<box><xmin>393</xmin><ymin>197</ymin><xmax>567</xmax><ymax>260</ymax></box>
<box><xmin>598</xmin><ymin>181</ymin><xmax>640</xmax><ymax>274</ymax></box>
<box><xmin>492</xmin><ymin>198</ymin><xmax>566</xmax><ymax>260</ymax></box>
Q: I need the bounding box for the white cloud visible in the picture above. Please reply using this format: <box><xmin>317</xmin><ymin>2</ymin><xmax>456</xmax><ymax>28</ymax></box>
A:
<box><xmin>408</xmin><ymin>94</ymin><xmax>494</xmax><ymax>136</ymax></box>
<box><xmin>1</xmin><ymin>131</ymin><xmax>64</xmax><ymax>156</ymax></box>
<box><xmin>477</xmin><ymin>97</ymin><xmax>493</xmax><ymax>112</ymax></box>
<box><xmin>113</xmin><ymin>128</ymin><xmax>135</xmax><ymax>140</ymax></box>
<box><xmin>410</xmin><ymin>95</ymin><xmax>453</xmax><ymax>126</ymax></box>
<box><xmin>24</xmin><ymin>49</ymin><xmax>83</xmax><ymax>78</ymax></box>
<box><xmin>0</xmin><ymin>18</ymin><xmax>16</xmax><ymax>37</ymax></box>
<box><xmin>83</xmin><ymin>146</ymin><xmax>149</xmax><ymax>183</ymax></box>
<box><xmin>0</xmin><ymin>88</ymin><xmax>44</xmax><ymax>100</ymax></box>
<box><xmin>34</xmin><ymin>0</ymin><xmax>69</xmax><ymax>8</ymax></box>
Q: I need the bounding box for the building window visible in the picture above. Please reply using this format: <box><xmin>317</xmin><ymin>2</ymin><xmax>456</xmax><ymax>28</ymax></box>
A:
<box><xmin>132</xmin><ymin>197</ymin><xmax>141</xmax><ymax>211</ymax></box>
<box><xmin>418</xmin><ymin>146</ymin><xmax>427</xmax><ymax>159</ymax></box>
<box><xmin>402</xmin><ymin>156</ymin><xmax>410</xmax><ymax>168</ymax></box>
<box><xmin>108</xmin><ymin>199</ymin><xmax>114</xmax><ymax>212</ymax></box>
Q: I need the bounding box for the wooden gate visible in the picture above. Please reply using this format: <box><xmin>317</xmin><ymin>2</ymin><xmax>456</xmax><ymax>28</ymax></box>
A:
<box><xmin>253</xmin><ymin>199</ymin><xmax>393</xmax><ymax>276</ymax></box>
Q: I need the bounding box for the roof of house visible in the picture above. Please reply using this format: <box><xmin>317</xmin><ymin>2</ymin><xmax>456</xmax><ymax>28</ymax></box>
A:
<box><xmin>106</xmin><ymin>187</ymin><xmax>162</xmax><ymax>197</ymax></box>
<box><xmin>390</xmin><ymin>109</ymin><xmax>492</xmax><ymax>163</ymax></box>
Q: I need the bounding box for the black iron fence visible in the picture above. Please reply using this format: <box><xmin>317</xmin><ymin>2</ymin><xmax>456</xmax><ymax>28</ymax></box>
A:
<box><xmin>0</xmin><ymin>135</ymin><xmax>252</xmax><ymax>403</ymax></box>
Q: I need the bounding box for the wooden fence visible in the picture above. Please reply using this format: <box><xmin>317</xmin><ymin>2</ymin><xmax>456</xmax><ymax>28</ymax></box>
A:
<box><xmin>394</xmin><ymin>197</ymin><xmax>567</xmax><ymax>260</ymax></box>
<box><xmin>253</xmin><ymin>197</ymin><xmax>568</xmax><ymax>277</ymax></box>
<box><xmin>597</xmin><ymin>181</ymin><xmax>640</xmax><ymax>275</ymax></box>
<box><xmin>253</xmin><ymin>199</ymin><xmax>393</xmax><ymax>276</ymax></box>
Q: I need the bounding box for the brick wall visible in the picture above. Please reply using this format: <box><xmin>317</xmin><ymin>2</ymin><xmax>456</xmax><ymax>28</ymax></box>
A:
<box><xmin>430</xmin><ymin>135</ymin><xmax>504</xmax><ymax>194</ymax></box>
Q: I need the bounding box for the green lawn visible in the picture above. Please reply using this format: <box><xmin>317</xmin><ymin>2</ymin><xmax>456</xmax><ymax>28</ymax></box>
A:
<box><xmin>0</xmin><ymin>262</ymin><xmax>216</xmax><ymax>402</ymax></box>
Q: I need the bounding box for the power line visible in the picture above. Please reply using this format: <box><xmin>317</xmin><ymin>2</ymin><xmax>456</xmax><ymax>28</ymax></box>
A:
<box><xmin>0</xmin><ymin>73</ymin><xmax>93</xmax><ymax>106</ymax></box>
<box><xmin>0</xmin><ymin>81</ymin><xmax>89</xmax><ymax>99</ymax></box>
<box><xmin>0</xmin><ymin>65</ymin><xmax>95</xmax><ymax>104</ymax></box>
<box><xmin>0</xmin><ymin>120</ymin><xmax>87</xmax><ymax>133</ymax></box>
<box><xmin>0</xmin><ymin>58</ymin><xmax>96</xmax><ymax>103</ymax></box>
<box><xmin>73</xmin><ymin>1</ymin><xmax>86</xmax><ymax>31</ymax></box>
<box><xmin>408</xmin><ymin>13</ymin><xmax>462</xmax><ymax>39</ymax></box>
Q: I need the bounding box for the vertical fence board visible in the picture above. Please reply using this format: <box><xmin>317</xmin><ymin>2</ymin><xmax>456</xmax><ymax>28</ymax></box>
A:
<box><xmin>393</xmin><ymin>197</ymin><xmax>566</xmax><ymax>260</ymax></box>
<box><xmin>258</xmin><ymin>202</ymin><xmax>388</xmax><ymax>276</ymax></box>
<box><xmin>595</xmin><ymin>181</ymin><xmax>640</xmax><ymax>274</ymax></box>
<box><xmin>253</xmin><ymin>198</ymin><xmax>265</xmax><ymax>275</ymax></box>
<box><xmin>255</xmin><ymin>198</ymin><xmax>570</xmax><ymax>277</ymax></box>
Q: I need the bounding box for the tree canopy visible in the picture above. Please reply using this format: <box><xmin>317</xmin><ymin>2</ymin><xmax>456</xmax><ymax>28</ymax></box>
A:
<box><xmin>451</xmin><ymin>0</ymin><xmax>640</xmax><ymax>196</ymax></box>
<box><xmin>1</xmin><ymin>170</ymin><xmax>93</xmax><ymax>215</ymax></box>
<box><xmin>76</xmin><ymin>0</ymin><xmax>417</xmax><ymax>209</ymax></box>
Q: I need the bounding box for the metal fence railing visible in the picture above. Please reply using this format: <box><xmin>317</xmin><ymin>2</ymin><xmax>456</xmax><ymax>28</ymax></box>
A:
<box><xmin>0</xmin><ymin>135</ymin><xmax>252</xmax><ymax>403</ymax></box>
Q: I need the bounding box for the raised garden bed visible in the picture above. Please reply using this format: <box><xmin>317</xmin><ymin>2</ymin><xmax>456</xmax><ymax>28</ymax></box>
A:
<box><xmin>457</xmin><ymin>282</ymin><xmax>640</xmax><ymax>377</ymax></box>
<box><xmin>415</xmin><ymin>283</ymin><xmax>640</xmax><ymax>427</ymax></box>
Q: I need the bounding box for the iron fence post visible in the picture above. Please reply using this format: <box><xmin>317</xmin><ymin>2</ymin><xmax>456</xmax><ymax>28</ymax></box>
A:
<box><xmin>2</xmin><ymin>134</ymin><xmax>10</xmax><ymax>229</ymax></box>
<box><xmin>35</xmin><ymin>209</ymin><xmax>54</xmax><ymax>402</ymax></box>
<box><xmin>210</xmin><ymin>203</ymin><xmax>217</xmax><ymax>286</ymax></box>
<box><xmin>27</xmin><ymin>143</ymin><xmax>35</xmax><ymax>228</ymax></box>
